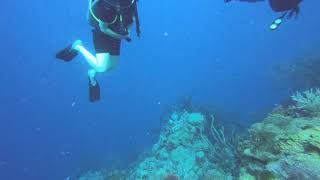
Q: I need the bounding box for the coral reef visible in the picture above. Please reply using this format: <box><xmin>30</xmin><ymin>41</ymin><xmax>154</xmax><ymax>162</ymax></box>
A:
<box><xmin>78</xmin><ymin>88</ymin><xmax>320</xmax><ymax>180</ymax></box>
<box><xmin>239</xmin><ymin>89</ymin><xmax>320</xmax><ymax>179</ymax></box>
<box><xmin>128</xmin><ymin>112</ymin><xmax>234</xmax><ymax>179</ymax></box>
<box><xmin>77</xmin><ymin>111</ymin><xmax>237</xmax><ymax>180</ymax></box>
<box><xmin>291</xmin><ymin>88</ymin><xmax>320</xmax><ymax>116</ymax></box>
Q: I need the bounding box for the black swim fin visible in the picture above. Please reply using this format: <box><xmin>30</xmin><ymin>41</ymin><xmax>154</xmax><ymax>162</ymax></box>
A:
<box><xmin>89</xmin><ymin>79</ymin><xmax>101</xmax><ymax>102</ymax></box>
<box><xmin>56</xmin><ymin>44</ymin><xmax>78</xmax><ymax>62</ymax></box>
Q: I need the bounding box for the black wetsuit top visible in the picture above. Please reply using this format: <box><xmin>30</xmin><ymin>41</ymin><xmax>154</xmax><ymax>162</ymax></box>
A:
<box><xmin>89</xmin><ymin>0</ymin><xmax>136</xmax><ymax>55</ymax></box>
<box><xmin>90</xmin><ymin>0</ymin><xmax>135</xmax><ymax>35</ymax></box>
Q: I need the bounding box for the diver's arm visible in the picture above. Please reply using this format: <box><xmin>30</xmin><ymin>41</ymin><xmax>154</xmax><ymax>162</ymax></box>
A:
<box><xmin>99</xmin><ymin>21</ymin><xmax>129</xmax><ymax>40</ymax></box>
<box><xmin>126</xmin><ymin>23</ymin><xmax>133</xmax><ymax>36</ymax></box>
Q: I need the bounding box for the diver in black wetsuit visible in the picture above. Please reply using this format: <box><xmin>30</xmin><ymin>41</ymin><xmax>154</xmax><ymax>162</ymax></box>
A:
<box><xmin>225</xmin><ymin>0</ymin><xmax>303</xmax><ymax>30</ymax></box>
<box><xmin>56</xmin><ymin>0</ymin><xmax>141</xmax><ymax>102</ymax></box>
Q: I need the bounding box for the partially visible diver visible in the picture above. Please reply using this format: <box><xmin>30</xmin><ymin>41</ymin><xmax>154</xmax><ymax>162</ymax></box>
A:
<box><xmin>225</xmin><ymin>0</ymin><xmax>303</xmax><ymax>30</ymax></box>
<box><xmin>56</xmin><ymin>0</ymin><xmax>141</xmax><ymax>102</ymax></box>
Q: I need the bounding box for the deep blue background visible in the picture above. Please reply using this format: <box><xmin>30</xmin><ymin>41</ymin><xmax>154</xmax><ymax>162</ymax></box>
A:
<box><xmin>0</xmin><ymin>0</ymin><xmax>319</xmax><ymax>179</ymax></box>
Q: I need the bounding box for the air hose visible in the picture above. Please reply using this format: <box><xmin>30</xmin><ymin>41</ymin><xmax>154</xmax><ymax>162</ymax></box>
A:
<box><xmin>89</xmin><ymin>0</ymin><xmax>101</xmax><ymax>23</ymax></box>
<box><xmin>88</xmin><ymin>0</ymin><xmax>139</xmax><ymax>40</ymax></box>
<box><xmin>89</xmin><ymin>0</ymin><xmax>117</xmax><ymax>24</ymax></box>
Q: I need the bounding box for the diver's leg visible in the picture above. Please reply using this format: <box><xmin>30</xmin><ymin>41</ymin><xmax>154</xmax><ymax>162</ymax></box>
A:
<box><xmin>95</xmin><ymin>53</ymin><xmax>119</xmax><ymax>72</ymax></box>
<box><xmin>72</xmin><ymin>40</ymin><xmax>100</xmax><ymax>70</ymax></box>
<box><xmin>88</xmin><ymin>69</ymin><xmax>97</xmax><ymax>85</ymax></box>
<box><xmin>88</xmin><ymin>68</ymin><xmax>100</xmax><ymax>102</ymax></box>
<box><xmin>86</xmin><ymin>53</ymin><xmax>119</xmax><ymax>85</ymax></box>
<box><xmin>73</xmin><ymin>41</ymin><xmax>119</xmax><ymax>73</ymax></box>
<box><xmin>86</xmin><ymin>54</ymin><xmax>119</xmax><ymax>102</ymax></box>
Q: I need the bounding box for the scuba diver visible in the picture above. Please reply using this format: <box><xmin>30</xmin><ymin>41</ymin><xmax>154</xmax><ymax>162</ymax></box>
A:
<box><xmin>224</xmin><ymin>0</ymin><xmax>303</xmax><ymax>30</ymax></box>
<box><xmin>56</xmin><ymin>0</ymin><xmax>141</xmax><ymax>102</ymax></box>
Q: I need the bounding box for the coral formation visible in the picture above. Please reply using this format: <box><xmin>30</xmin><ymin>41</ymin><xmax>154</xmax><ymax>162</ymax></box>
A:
<box><xmin>239</xmin><ymin>89</ymin><xmax>320</xmax><ymax>179</ymax></box>
<box><xmin>78</xmin><ymin>88</ymin><xmax>320</xmax><ymax>179</ymax></box>
<box><xmin>291</xmin><ymin>88</ymin><xmax>320</xmax><ymax>116</ymax></box>
<box><xmin>128</xmin><ymin>112</ymin><xmax>234</xmax><ymax>179</ymax></box>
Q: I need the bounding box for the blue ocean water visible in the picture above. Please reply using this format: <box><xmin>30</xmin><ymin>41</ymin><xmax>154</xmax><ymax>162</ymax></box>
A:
<box><xmin>0</xmin><ymin>0</ymin><xmax>319</xmax><ymax>179</ymax></box>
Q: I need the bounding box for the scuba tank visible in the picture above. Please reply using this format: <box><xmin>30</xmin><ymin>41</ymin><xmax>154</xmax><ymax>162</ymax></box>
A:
<box><xmin>134</xmin><ymin>0</ymin><xmax>141</xmax><ymax>37</ymax></box>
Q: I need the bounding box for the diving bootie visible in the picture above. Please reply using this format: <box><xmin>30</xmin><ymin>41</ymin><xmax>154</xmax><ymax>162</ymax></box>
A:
<box><xmin>89</xmin><ymin>78</ymin><xmax>100</xmax><ymax>102</ymax></box>
<box><xmin>56</xmin><ymin>40</ymin><xmax>82</xmax><ymax>62</ymax></box>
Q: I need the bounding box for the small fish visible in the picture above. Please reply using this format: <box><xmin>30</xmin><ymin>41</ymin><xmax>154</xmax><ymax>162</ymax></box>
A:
<box><xmin>71</xmin><ymin>102</ymin><xmax>76</xmax><ymax>107</ymax></box>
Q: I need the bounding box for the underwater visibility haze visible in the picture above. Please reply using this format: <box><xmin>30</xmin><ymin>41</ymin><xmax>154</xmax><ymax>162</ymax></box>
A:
<box><xmin>0</xmin><ymin>0</ymin><xmax>320</xmax><ymax>179</ymax></box>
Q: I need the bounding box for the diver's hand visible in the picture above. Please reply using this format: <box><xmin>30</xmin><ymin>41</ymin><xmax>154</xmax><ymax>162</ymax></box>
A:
<box><xmin>98</xmin><ymin>21</ymin><xmax>108</xmax><ymax>32</ymax></box>
<box><xmin>119</xmin><ymin>34</ymin><xmax>131</xmax><ymax>41</ymax></box>
<box><xmin>99</xmin><ymin>21</ymin><xmax>131</xmax><ymax>41</ymax></box>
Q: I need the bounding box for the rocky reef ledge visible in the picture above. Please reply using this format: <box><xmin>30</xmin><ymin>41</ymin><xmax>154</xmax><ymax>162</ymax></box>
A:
<box><xmin>128</xmin><ymin>112</ymin><xmax>235</xmax><ymax>179</ymax></box>
<box><xmin>78</xmin><ymin>88</ymin><xmax>320</xmax><ymax>180</ymax></box>
<box><xmin>239</xmin><ymin>89</ymin><xmax>320</xmax><ymax>179</ymax></box>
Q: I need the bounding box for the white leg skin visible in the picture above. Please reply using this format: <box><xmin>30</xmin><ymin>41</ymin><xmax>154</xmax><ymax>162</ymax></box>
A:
<box><xmin>74</xmin><ymin>45</ymin><xmax>101</xmax><ymax>71</ymax></box>
<box><xmin>72</xmin><ymin>40</ymin><xmax>119</xmax><ymax>85</ymax></box>
<box><xmin>96</xmin><ymin>53</ymin><xmax>119</xmax><ymax>72</ymax></box>
<box><xmin>88</xmin><ymin>69</ymin><xmax>97</xmax><ymax>86</ymax></box>
<box><xmin>74</xmin><ymin>44</ymin><xmax>119</xmax><ymax>72</ymax></box>
<box><xmin>88</xmin><ymin>55</ymin><xmax>119</xmax><ymax>85</ymax></box>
